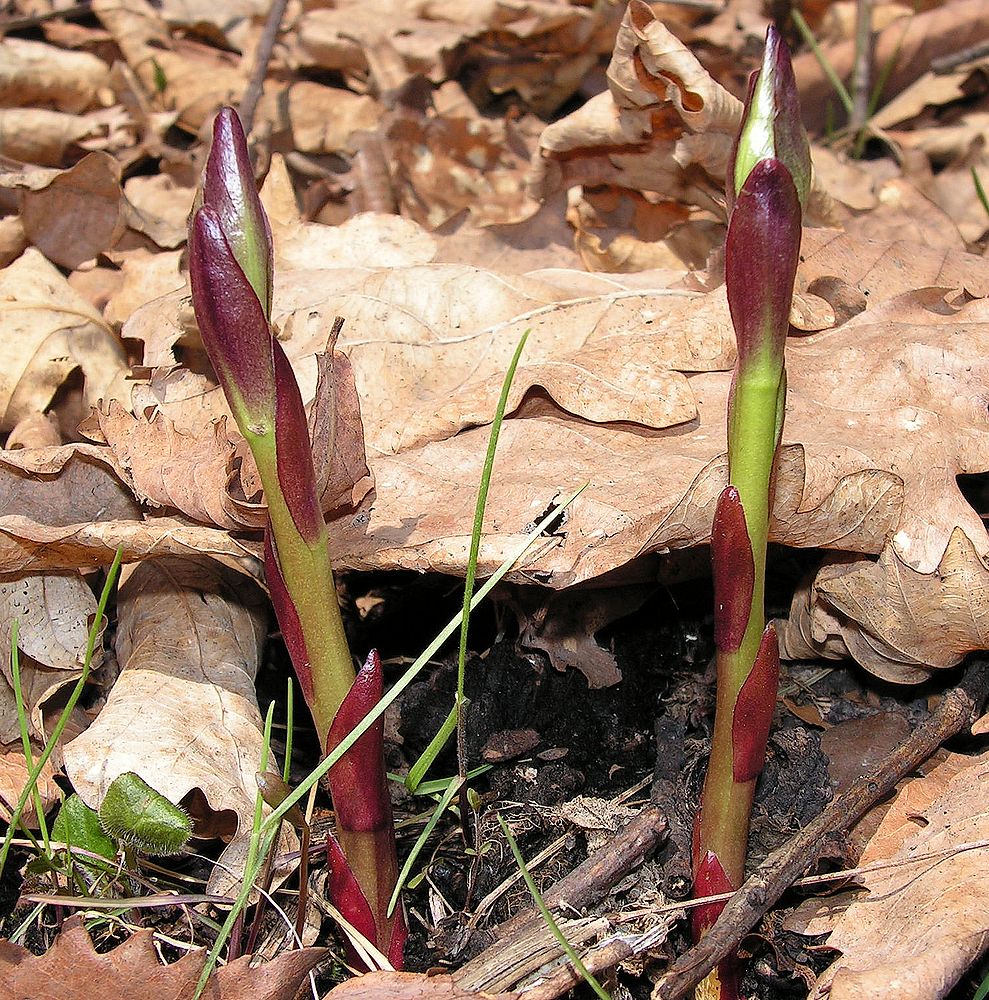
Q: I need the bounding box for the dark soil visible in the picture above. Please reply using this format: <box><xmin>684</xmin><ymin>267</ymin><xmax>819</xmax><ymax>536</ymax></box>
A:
<box><xmin>334</xmin><ymin>549</ymin><xmax>870</xmax><ymax>996</ymax></box>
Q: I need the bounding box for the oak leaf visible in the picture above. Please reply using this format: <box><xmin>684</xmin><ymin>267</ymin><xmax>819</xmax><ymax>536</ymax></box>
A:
<box><xmin>0</xmin><ymin>915</ymin><xmax>327</xmax><ymax>1000</ymax></box>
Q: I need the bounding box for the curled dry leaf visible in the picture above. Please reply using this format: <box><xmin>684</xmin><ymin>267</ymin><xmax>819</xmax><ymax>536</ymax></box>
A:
<box><xmin>0</xmin><ymin>249</ymin><xmax>127</xmax><ymax>432</ymax></box>
<box><xmin>95</xmin><ymin>400</ymin><xmax>238</xmax><ymax>528</ymax></box>
<box><xmin>531</xmin><ymin>1</ymin><xmax>741</xmax><ymax>212</ymax></box>
<box><xmin>63</xmin><ymin>556</ymin><xmax>296</xmax><ymax>896</ymax></box>
<box><xmin>781</xmin><ymin>529</ymin><xmax>989</xmax><ymax>684</ymax></box>
<box><xmin>807</xmin><ymin>749</ymin><xmax>989</xmax><ymax>1000</ymax></box>
<box><xmin>0</xmin><ymin>915</ymin><xmax>327</xmax><ymax>1000</ymax></box>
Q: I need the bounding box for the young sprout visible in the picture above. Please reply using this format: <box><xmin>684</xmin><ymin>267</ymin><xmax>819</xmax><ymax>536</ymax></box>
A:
<box><xmin>692</xmin><ymin>27</ymin><xmax>810</xmax><ymax>999</ymax></box>
<box><xmin>188</xmin><ymin>107</ymin><xmax>405</xmax><ymax>967</ymax></box>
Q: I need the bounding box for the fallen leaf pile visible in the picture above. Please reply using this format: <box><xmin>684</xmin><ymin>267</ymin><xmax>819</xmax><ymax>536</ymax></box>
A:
<box><xmin>2</xmin><ymin>0</ymin><xmax>989</xmax><ymax>996</ymax></box>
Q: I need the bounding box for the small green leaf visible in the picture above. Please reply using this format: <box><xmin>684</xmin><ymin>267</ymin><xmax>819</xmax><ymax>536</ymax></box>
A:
<box><xmin>98</xmin><ymin>773</ymin><xmax>192</xmax><ymax>856</ymax></box>
<box><xmin>53</xmin><ymin>794</ymin><xmax>118</xmax><ymax>863</ymax></box>
<box><xmin>150</xmin><ymin>58</ymin><xmax>167</xmax><ymax>95</ymax></box>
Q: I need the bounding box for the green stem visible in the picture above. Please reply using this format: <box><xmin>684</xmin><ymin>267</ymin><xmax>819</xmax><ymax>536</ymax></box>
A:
<box><xmin>255</xmin><ymin>443</ymin><xmax>355</xmax><ymax>746</ymax></box>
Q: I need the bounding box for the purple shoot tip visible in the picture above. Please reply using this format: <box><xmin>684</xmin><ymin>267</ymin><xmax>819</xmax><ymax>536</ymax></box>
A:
<box><xmin>202</xmin><ymin>107</ymin><xmax>273</xmax><ymax>316</ymax></box>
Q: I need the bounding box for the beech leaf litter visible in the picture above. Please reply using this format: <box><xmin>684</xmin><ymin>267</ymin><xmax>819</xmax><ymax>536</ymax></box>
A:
<box><xmin>3</xmin><ymin>0</ymin><xmax>989</xmax><ymax>997</ymax></box>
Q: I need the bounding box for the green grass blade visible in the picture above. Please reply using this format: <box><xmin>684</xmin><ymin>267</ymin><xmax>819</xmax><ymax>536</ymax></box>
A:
<box><xmin>405</xmin><ymin>330</ymin><xmax>530</xmax><ymax>792</ymax></box>
<box><xmin>792</xmin><ymin>9</ymin><xmax>853</xmax><ymax>116</ymax></box>
<box><xmin>455</xmin><ymin>331</ymin><xmax>530</xmax><ymax>752</ymax></box>
<box><xmin>392</xmin><ymin>765</ymin><xmax>490</xmax><ymax>797</ymax></box>
<box><xmin>388</xmin><ymin>774</ymin><xmax>463</xmax><ymax>916</ymax></box>
<box><xmin>497</xmin><ymin>813</ymin><xmax>611</xmax><ymax>1000</ymax></box>
<box><xmin>10</xmin><ymin>620</ymin><xmax>49</xmax><ymax>851</ymax></box>
<box><xmin>973</xmin><ymin>167</ymin><xmax>989</xmax><ymax>221</ymax></box>
<box><xmin>0</xmin><ymin>549</ymin><xmax>123</xmax><ymax>876</ymax></box>
<box><xmin>282</xmin><ymin>677</ymin><xmax>294</xmax><ymax>784</ymax></box>
<box><xmin>405</xmin><ymin>703</ymin><xmax>458</xmax><ymax>792</ymax></box>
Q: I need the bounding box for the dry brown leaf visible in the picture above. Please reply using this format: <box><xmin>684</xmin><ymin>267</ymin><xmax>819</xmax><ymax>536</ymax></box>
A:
<box><xmin>808</xmin><ymin>749</ymin><xmax>989</xmax><ymax>1000</ymax></box>
<box><xmin>0</xmin><ymin>572</ymin><xmax>101</xmax><ymax>742</ymax></box>
<box><xmin>0</xmin><ymin>915</ymin><xmax>327</xmax><ymax>1000</ymax></box>
<box><xmin>518</xmin><ymin>584</ymin><xmax>653</xmax><ymax>688</ymax></box>
<box><xmin>0</xmin><ymin>439</ymin><xmax>255</xmax><ymax>586</ymax></box>
<box><xmin>103</xmin><ymin>248</ymin><xmax>186</xmax><ymax>325</ymax></box>
<box><xmin>796</xmin><ymin>227</ymin><xmax>989</xmax><ymax>299</ymax></box>
<box><xmin>7</xmin><ymin>412</ymin><xmax>61</xmax><ymax>449</ymax></box>
<box><xmin>260</xmin><ymin>80</ymin><xmax>381</xmax><ymax>155</ymax></box>
<box><xmin>129</xmin><ymin>266</ymin><xmax>727</xmax><ymax>458</ymax></box>
<box><xmin>95</xmin><ymin>400</ymin><xmax>238</xmax><ymax>528</ymax></box>
<box><xmin>0</xmin><ymin>108</ymin><xmax>104</xmax><ymax>166</ymax></box>
<box><xmin>122</xmin><ymin>174</ymin><xmax>195</xmax><ymax>250</ymax></box>
<box><xmin>108</xmin><ymin>230</ymin><xmax>989</xmax><ymax>683</ymax></box>
<box><xmin>0</xmin><ymin>742</ymin><xmax>58</xmax><ymax>826</ymax></box>
<box><xmin>93</xmin><ymin>0</ymin><xmax>244</xmax><ymax>132</ymax></box>
<box><xmin>838</xmin><ymin>178</ymin><xmax>965</xmax><ymax>251</ymax></box>
<box><xmin>0</xmin><ymin>38</ymin><xmax>107</xmax><ymax>114</ymax></box>
<box><xmin>0</xmin><ymin>249</ymin><xmax>126</xmax><ymax>432</ymax></box>
<box><xmin>17</xmin><ymin>152</ymin><xmax>127</xmax><ymax>268</ymax></box>
<box><xmin>431</xmin><ymin>194</ymin><xmax>583</xmax><ymax>273</ymax></box>
<box><xmin>781</xmin><ymin>529</ymin><xmax>989</xmax><ymax>683</ymax></box>
<box><xmin>295</xmin><ymin>0</ymin><xmax>466</xmax><ymax>85</ymax></box>
<box><xmin>379</xmin><ymin>113</ymin><xmax>538</xmax><ymax>230</ymax></box>
<box><xmin>0</xmin><ymin>215</ymin><xmax>27</xmax><ymax>267</ymax></box>
<box><xmin>63</xmin><ymin>556</ymin><xmax>295</xmax><ymax>896</ymax></box>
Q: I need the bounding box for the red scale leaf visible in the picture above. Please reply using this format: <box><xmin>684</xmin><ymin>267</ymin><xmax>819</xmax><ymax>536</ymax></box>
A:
<box><xmin>691</xmin><ymin>849</ymin><xmax>735</xmax><ymax>940</ymax></box>
<box><xmin>731</xmin><ymin>624</ymin><xmax>781</xmax><ymax>782</ymax></box>
<box><xmin>712</xmin><ymin>486</ymin><xmax>754</xmax><ymax>652</ymax></box>
<box><xmin>326</xmin><ymin>832</ymin><xmax>378</xmax><ymax>965</ymax></box>
<box><xmin>325</xmin><ymin>650</ymin><xmax>392</xmax><ymax>833</ymax></box>
<box><xmin>271</xmin><ymin>340</ymin><xmax>325</xmax><ymax>545</ymax></box>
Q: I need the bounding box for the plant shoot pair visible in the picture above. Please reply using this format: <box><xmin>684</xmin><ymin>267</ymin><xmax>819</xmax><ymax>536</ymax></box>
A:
<box><xmin>188</xmin><ymin>109</ymin><xmax>404</xmax><ymax>967</ymax></box>
<box><xmin>692</xmin><ymin>27</ymin><xmax>810</xmax><ymax>1000</ymax></box>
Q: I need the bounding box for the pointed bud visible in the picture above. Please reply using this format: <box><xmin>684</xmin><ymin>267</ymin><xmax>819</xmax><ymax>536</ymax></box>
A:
<box><xmin>189</xmin><ymin>206</ymin><xmax>275</xmax><ymax>434</ymax></box>
<box><xmin>728</xmin><ymin>25</ymin><xmax>810</xmax><ymax>212</ymax></box>
<box><xmin>326</xmin><ymin>650</ymin><xmax>391</xmax><ymax>832</ymax></box>
<box><xmin>202</xmin><ymin>107</ymin><xmax>273</xmax><ymax>316</ymax></box>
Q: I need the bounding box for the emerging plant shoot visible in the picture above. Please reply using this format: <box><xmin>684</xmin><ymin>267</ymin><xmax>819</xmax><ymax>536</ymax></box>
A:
<box><xmin>189</xmin><ymin>108</ymin><xmax>405</xmax><ymax>967</ymax></box>
<box><xmin>692</xmin><ymin>28</ymin><xmax>810</xmax><ymax>1000</ymax></box>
